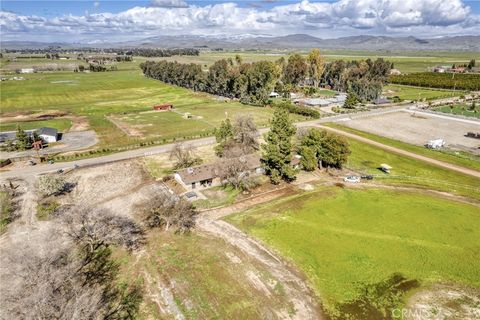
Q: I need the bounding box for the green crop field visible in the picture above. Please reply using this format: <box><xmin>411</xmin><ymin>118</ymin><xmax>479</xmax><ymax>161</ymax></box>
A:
<box><xmin>383</xmin><ymin>84</ymin><xmax>462</xmax><ymax>101</ymax></box>
<box><xmin>228</xmin><ymin>187</ymin><xmax>480</xmax><ymax>317</ymax></box>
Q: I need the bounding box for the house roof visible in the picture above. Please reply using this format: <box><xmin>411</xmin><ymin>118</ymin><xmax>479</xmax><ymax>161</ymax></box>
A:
<box><xmin>176</xmin><ymin>154</ymin><xmax>261</xmax><ymax>184</ymax></box>
<box><xmin>37</xmin><ymin>127</ymin><xmax>58</xmax><ymax>137</ymax></box>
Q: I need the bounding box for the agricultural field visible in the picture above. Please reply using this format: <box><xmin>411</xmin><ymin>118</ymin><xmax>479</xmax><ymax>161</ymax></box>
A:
<box><xmin>152</xmin><ymin>50</ymin><xmax>479</xmax><ymax>73</ymax></box>
<box><xmin>0</xmin><ymin>66</ymin><xmax>285</xmax><ymax>150</ymax></box>
<box><xmin>434</xmin><ymin>104</ymin><xmax>480</xmax><ymax>119</ymax></box>
<box><xmin>227</xmin><ymin>187</ymin><xmax>480</xmax><ymax>317</ymax></box>
<box><xmin>383</xmin><ymin>84</ymin><xmax>463</xmax><ymax>101</ymax></box>
<box><xmin>390</xmin><ymin>72</ymin><xmax>480</xmax><ymax>91</ymax></box>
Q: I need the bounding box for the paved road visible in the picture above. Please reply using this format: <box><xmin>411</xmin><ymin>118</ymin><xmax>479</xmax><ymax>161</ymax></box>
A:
<box><xmin>2</xmin><ymin>103</ymin><xmax>478</xmax><ymax>180</ymax></box>
<box><xmin>317</xmin><ymin>125</ymin><xmax>480</xmax><ymax>179</ymax></box>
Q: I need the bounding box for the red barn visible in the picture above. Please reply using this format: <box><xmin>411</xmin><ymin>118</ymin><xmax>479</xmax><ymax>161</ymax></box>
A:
<box><xmin>153</xmin><ymin>104</ymin><xmax>173</xmax><ymax>111</ymax></box>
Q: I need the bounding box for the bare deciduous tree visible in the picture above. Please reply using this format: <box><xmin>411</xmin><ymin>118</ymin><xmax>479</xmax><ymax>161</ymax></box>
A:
<box><xmin>169</xmin><ymin>142</ymin><xmax>202</xmax><ymax>169</ymax></box>
<box><xmin>142</xmin><ymin>193</ymin><xmax>197</xmax><ymax>233</ymax></box>
<box><xmin>217</xmin><ymin>157</ymin><xmax>255</xmax><ymax>191</ymax></box>
<box><xmin>62</xmin><ymin>206</ymin><xmax>144</xmax><ymax>252</ymax></box>
<box><xmin>233</xmin><ymin>114</ymin><xmax>259</xmax><ymax>151</ymax></box>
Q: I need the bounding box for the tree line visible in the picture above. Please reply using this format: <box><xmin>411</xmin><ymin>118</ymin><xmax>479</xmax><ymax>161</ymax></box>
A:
<box><xmin>141</xmin><ymin>50</ymin><xmax>392</xmax><ymax>105</ymax></box>
<box><xmin>5</xmin><ymin>47</ymin><xmax>199</xmax><ymax>57</ymax></box>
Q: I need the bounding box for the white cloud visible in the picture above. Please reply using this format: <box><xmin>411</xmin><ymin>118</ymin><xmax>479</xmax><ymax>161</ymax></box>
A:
<box><xmin>94</xmin><ymin>2</ymin><xmax>100</xmax><ymax>8</ymax></box>
<box><xmin>150</xmin><ymin>0</ymin><xmax>188</xmax><ymax>8</ymax></box>
<box><xmin>0</xmin><ymin>0</ymin><xmax>478</xmax><ymax>42</ymax></box>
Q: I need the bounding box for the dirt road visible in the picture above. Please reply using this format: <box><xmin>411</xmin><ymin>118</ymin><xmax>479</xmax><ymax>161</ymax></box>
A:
<box><xmin>316</xmin><ymin>125</ymin><xmax>480</xmax><ymax>179</ymax></box>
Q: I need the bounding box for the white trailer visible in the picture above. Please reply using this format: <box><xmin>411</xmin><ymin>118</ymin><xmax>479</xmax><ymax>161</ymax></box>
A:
<box><xmin>426</xmin><ymin>139</ymin><xmax>445</xmax><ymax>149</ymax></box>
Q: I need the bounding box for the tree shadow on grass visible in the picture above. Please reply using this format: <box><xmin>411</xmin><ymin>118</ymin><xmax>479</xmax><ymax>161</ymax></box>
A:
<box><xmin>334</xmin><ymin>273</ymin><xmax>420</xmax><ymax>320</ymax></box>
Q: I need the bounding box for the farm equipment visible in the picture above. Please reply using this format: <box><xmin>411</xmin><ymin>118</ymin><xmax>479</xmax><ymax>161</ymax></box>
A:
<box><xmin>465</xmin><ymin>132</ymin><xmax>480</xmax><ymax>140</ymax></box>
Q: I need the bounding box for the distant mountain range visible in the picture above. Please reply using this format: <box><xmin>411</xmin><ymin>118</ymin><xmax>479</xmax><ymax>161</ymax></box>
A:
<box><xmin>2</xmin><ymin>34</ymin><xmax>479</xmax><ymax>51</ymax></box>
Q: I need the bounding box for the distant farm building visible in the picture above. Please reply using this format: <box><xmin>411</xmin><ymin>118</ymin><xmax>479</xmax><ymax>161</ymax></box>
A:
<box><xmin>153</xmin><ymin>104</ymin><xmax>173</xmax><ymax>111</ymax></box>
<box><xmin>37</xmin><ymin>127</ymin><xmax>59</xmax><ymax>143</ymax></box>
<box><xmin>20</xmin><ymin>68</ymin><xmax>34</xmax><ymax>74</ymax></box>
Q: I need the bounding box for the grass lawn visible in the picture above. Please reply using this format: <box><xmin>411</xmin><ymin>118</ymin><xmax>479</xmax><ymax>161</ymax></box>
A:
<box><xmin>227</xmin><ymin>187</ymin><xmax>480</xmax><ymax>317</ymax></box>
<box><xmin>194</xmin><ymin>186</ymin><xmax>240</xmax><ymax>209</ymax></box>
<box><xmin>0</xmin><ymin>118</ymin><xmax>73</xmax><ymax>132</ymax></box>
<box><xmin>324</xmin><ymin>123</ymin><xmax>480</xmax><ymax>172</ymax></box>
<box><xmin>383</xmin><ymin>84</ymin><xmax>463</xmax><ymax>101</ymax></box>
<box><xmin>434</xmin><ymin>104</ymin><xmax>480</xmax><ymax>119</ymax></box>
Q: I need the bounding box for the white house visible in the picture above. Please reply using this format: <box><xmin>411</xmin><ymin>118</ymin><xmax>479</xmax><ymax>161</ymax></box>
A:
<box><xmin>36</xmin><ymin>127</ymin><xmax>58</xmax><ymax>143</ymax></box>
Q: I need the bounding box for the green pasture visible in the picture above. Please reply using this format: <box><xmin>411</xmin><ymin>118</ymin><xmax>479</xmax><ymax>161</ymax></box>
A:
<box><xmin>383</xmin><ymin>84</ymin><xmax>462</xmax><ymax>101</ymax></box>
<box><xmin>0</xmin><ymin>118</ymin><xmax>72</xmax><ymax>132</ymax></box>
<box><xmin>324</xmin><ymin>123</ymin><xmax>480</xmax><ymax>172</ymax></box>
<box><xmin>343</xmin><ymin>136</ymin><xmax>480</xmax><ymax>200</ymax></box>
<box><xmin>434</xmin><ymin>104</ymin><xmax>480</xmax><ymax>119</ymax></box>
<box><xmin>0</xmin><ymin>69</ymin><xmax>281</xmax><ymax>148</ymax></box>
<box><xmin>228</xmin><ymin>187</ymin><xmax>480</xmax><ymax>316</ymax></box>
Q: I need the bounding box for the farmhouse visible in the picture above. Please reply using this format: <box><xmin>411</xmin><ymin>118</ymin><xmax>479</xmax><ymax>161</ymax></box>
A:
<box><xmin>153</xmin><ymin>104</ymin><xmax>173</xmax><ymax>111</ymax></box>
<box><xmin>174</xmin><ymin>154</ymin><xmax>263</xmax><ymax>190</ymax></box>
<box><xmin>37</xmin><ymin>127</ymin><xmax>58</xmax><ymax>143</ymax></box>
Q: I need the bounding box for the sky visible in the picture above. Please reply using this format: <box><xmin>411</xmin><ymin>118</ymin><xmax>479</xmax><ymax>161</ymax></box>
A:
<box><xmin>1</xmin><ymin>0</ymin><xmax>479</xmax><ymax>43</ymax></box>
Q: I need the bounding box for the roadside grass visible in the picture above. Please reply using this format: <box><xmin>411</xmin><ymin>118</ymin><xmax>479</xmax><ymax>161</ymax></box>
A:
<box><xmin>434</xmin><ymin>104</ymin><xmax>480</xmax><ymax>119</ymax></box>
<box><xmin>383</xmin><ymin>84</ymin><xmax>463</xmax><ymax>101</ymax></box>
<box><xmin>324</xmin><ymin>123</ymin><xmax>480</xmax><ymax>171</ymax></box>
<box><xmin>115</xmin><ymin>231</ymin><xmax>291</xmax><ymax>319</ymax></box>
<box><xmin>343</xmin><ymin>137</ymin><xmax>480</xmax><ymax>200</ymax></box>
<box><xmin>227</xmin><ymin>187</ymin><xmax>480</xmax><ymax>317</ymax></box>
<box><xmin>194</xmin><ymin>186</ymin><xmax>240</xmax><ymax>209</ymax></box>
<box><xmin>0</xmin><ymin>118</ymin><xmax>73</xmax><ymax>132</ymax></box>
<box><xmin>0</xmin><ymin>191</ymin><xmax>13</xmax><ymax>233</ymax></box>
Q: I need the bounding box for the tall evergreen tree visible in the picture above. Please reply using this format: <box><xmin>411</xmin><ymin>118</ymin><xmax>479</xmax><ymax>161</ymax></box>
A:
<box><xmin>261</xmin><ymin>108</ymin><xmax>296</xmax><ymax>184</ymax></box>
<box><xmin>16</xmin><ymin>125</ymin><xmax>31</xmax><ymax>150</ymax></box>
<box><xmin>307</xmin><ymin>49</ymin><xmax>325</xmax><ymax>88</ymax></box>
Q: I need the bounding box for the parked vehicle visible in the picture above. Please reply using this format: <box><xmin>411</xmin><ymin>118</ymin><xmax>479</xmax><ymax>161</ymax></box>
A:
<box><xmin>361</xmin><ymin>175</ymin><xmax>374</xmax><ymax>180</ymax></box>
<box><xmin>344</xmin><ymin>176</ymin><xmax>361</xmax><ymax>183</ymax></box>
<box><xmin>57</xmin><ymin>169</ymin><xmax>64</xmax><ymax>174</ymax></box>
<box><xmin>27</xmin><ymin>160</ymin><xmax>36</xmax><ymax>166</ymax></box>
<box><xmin>48</xmin><ymin>160</ymin><xmax>55</xmax><ymax>164</ymax></box>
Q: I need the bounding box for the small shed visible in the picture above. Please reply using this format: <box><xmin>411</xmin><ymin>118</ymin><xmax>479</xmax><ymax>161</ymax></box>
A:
<box><xmin>154</xmin><ymin>104</ymin><xmax>173</xmax><ymax>111</ymax></box>
<box><xmin>380</xmin><ymin>164</ymin><xmax>392</xmax><ymax>173</ymax></box>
